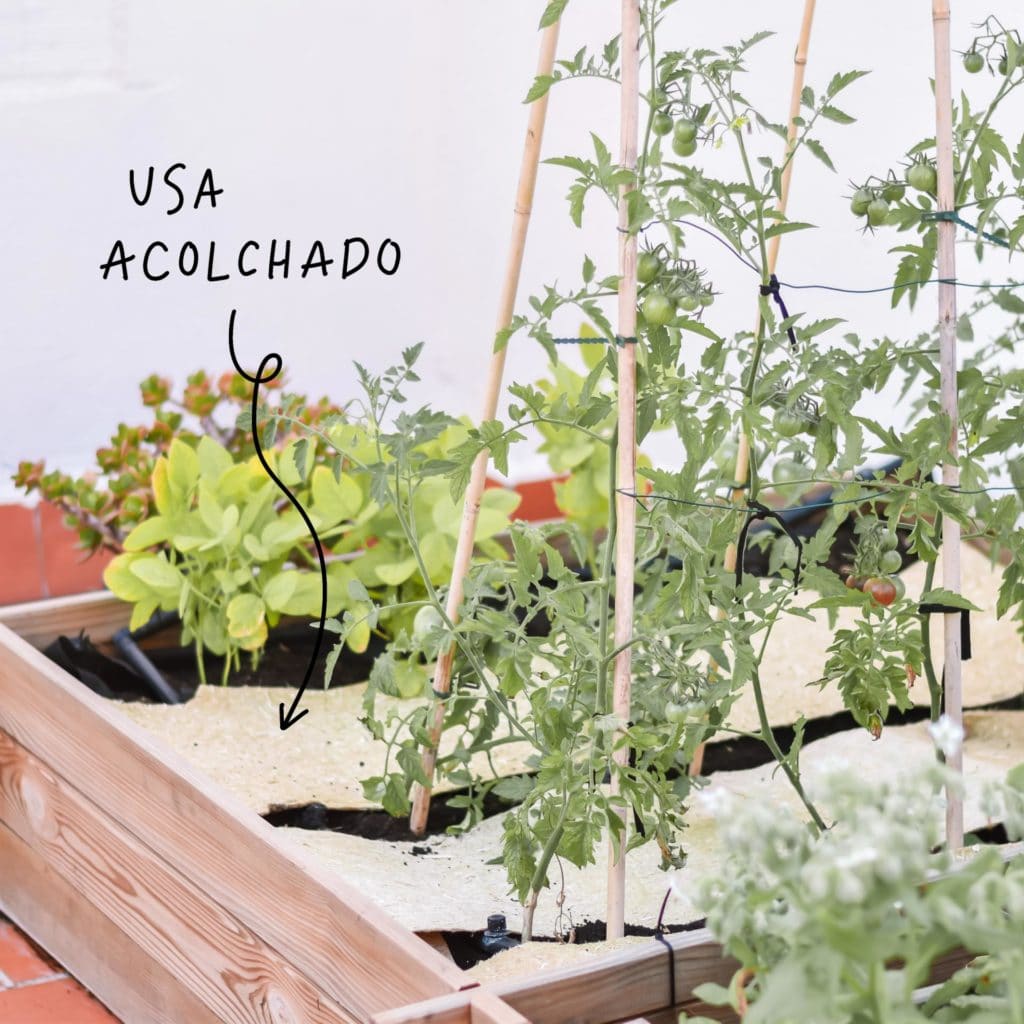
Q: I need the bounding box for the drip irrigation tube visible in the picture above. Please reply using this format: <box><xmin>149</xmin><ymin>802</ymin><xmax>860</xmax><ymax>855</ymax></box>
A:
<box><xmin>112</xmin><ymin>610</ymin><xmax>181</xmax><ymax>704</ymax></box>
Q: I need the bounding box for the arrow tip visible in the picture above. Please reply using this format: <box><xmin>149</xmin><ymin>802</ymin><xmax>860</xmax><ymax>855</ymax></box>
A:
<box><xmin>279</xmin><ymin>702</ymin><xmax>309</xmax><ymax>731</ymax></box>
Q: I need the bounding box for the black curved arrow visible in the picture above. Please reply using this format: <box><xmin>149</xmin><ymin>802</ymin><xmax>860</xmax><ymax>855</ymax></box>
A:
<box><xmin>227</xmin><ymin>309</ymin><xmax>327</xmax><ymax>730</ymax></box>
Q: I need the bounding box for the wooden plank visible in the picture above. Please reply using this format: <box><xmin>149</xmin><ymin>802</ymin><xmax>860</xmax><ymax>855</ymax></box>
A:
<box><xmin>469</xmin><ymin>989</ymin><xmax>530</xmax><ymax>1024</ymax></box>
<box><xmin>372</xmin><ymin>989</ymin><xmax>527</xmax><ymax>1024</ymax></box>
<box><xmin>0</xmin><ymin>590</ymin><xmax>129</xmax><ymax>649</ymax></box>
<box><xmin>0</xmin><ymin>623</ymin><xmax>467</xmax><ymax>1019</ymax></box>
<box><xmin>490</xmin><ymin>931</ymin><xmax>734</xmax><ymax>1024</ymax></box>
<box><xmin>0</xmin><ymin>819</ymin><xmax>220</xmax><ymax>1024</ymax></box>
<box><xmin>419</xmin><ymin>933</ymin><xmax>457</xmax><ymax>963</ymax></box>
<box><xmin>0</xmin><ymin>728</ymin><xmax>357</xmax><ymax>1023</ymax></box>
<box><xmin>372</xmin><ymin>991</ymin><xmax>474</xmax><ymax>1024</ymax></box>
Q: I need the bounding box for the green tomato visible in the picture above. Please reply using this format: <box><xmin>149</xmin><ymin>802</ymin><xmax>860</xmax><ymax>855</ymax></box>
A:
<box><xmin>882</xmin><ymin>181</ymin><xmax>905</xmax><ymax>203</ymax></box>
<box><xmin>964</xmin><ymin>50</ymin><xmax>985</xmax><ymax>74</ymax></box>
<box><xmin>773</xmin><ymin>407</ymin><xmax>805</xmax><ymax>438</ymax></box>
<box><xmin>880</xmin><ymin>549</ymin><xmax>903</xmax><ymax>574</ymax></box>
<box><xmin>677</xmin><ymin>293</ymin><xmax>700</xmax><ymax>313</ymax></box>
<box><xmin>672</xmin><ymin>134</ymin><xmax>697</xmax><ymax>158</ymax></box>
<box><xmin>999</xmin><ymin>54</ymin><xmax>1009</xmax><ymax>76</ymax></box>
<box><xmin>906</xmin><ymin>161</ymin><xmax>937</xmax><ymax>193</ymax></box>
<box><xmin>712</xmin><ymin>439</ymin><xmax>738</xmax><ymax>473</ymax></box>
<box><xmin>773</xmin><ymin>459</ymin><xmax>806</xmax><ymax>486</ymax></box>
<box><xmin>665</xmin><ymin>701</ymin><xmax>687</xmax><ymax>724</ymax></box>
<box><xmin>637</xmin><ymin>251</ymin><xmax>662</xmax><ymax>284</ymax></box>
<box><xmin>866</xmin><ymin>197</ymin><xmax>890</xmax><ymax>227</ymax></box>
<box><xmin>412</xmin><ymin>605</ymin><xmax>444</xmax><ymax>641</ymax></box>
<box><xmin>642</xmin><ymin>290</ymin><xmax>675</xmax><ymax>326</ymax></box>
<box><xmin>698</xmin><ymin>291</ymin><xmax>715</xmax><ymax>307</ymax></box>
<box><xmin>652</xmin><ymin>112</ymin><xmax>674</xmax><ymax>136</ymax></box>
<box><xmin>850</xmin><ymin>188</ymin><xmax>872</xmax><ymax>216</ymax></box>
<box><xmin>878</xmin><ymin>529</ymin><xmax>899</xmax><ymax>552</ymax></box>
<box><xmin>674</xmin><ymin>119</ymin><xmax>698</xmax><ymax>145</ymax></box>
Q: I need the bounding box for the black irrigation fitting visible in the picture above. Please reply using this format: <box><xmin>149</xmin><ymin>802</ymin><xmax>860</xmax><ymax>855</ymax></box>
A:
<box><xmin>112</xmin><ymin>610</ymin><xmax>181</xmax><ymax>704</ymax></box>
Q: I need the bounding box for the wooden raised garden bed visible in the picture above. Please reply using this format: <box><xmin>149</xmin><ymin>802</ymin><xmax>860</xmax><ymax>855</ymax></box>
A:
<box><xmin>2</xmin><ymin>587</ymin><xmax>1021</xmax><ymax>1023</ymax></box>
<box><xmin>0</xmin><ymin>591</ymin><xmax>742</xmax><ymax>1024</ymax></box>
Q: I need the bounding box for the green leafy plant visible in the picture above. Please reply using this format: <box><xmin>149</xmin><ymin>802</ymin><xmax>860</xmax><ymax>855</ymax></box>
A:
<box><xmin>13</xmin><ymin>369</ymin><xmax>337</xmax><ymax>555</ymax></box>
<box><xmin>103</xmin><ymin>434</ymin><xmax>374</xmax><ymax>683</ymax></box>
<box><xmin>682</xmin><ymin>748</ymin><xmax>1024</xmax><ymax>1022</ymax></box>
<box><xmin>101</xmin><ymin>398</ymin><xmax>521</xmax><ymax>686</ymax></box>
<box><xmin>290</xmin><ymin>2</ymin><xmax>1024</xmax><ymax>939</ymax></box>
<box><xmin>848</xmin><ymin>18</ymin><xmax>1024</xmax><ymax>305</ymax></box>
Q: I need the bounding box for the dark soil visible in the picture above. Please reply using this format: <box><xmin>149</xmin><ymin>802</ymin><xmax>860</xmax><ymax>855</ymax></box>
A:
<box><xmin>263</xmin><ymin>790</ymin><xmax>516</xmax><ymax>842</ymax></box>
<box><xmin>440</xmin><ymin>916</ymin><xmax>708</xmax><ymax>969</ymax></box>
<box><xmin>45</xmin><ymin>621</ymin><xmax>384</xmax><ymax>704</ymax></box>
<box><xmin>701</xmin><ymin>690</ymin><xmax>1022</xmax><ymax>774</ymax></box>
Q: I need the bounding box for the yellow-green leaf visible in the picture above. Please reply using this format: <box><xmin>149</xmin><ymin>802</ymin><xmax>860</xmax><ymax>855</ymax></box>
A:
<box><xmin>311</xmin><ymin>466</ymin><xmax>363</xmax><ymax>524</ymax></box>
<box><xmin>167</xmin><ymin>438</ymin><xmax>199</xmax><ymax>497</ymax></box>
<box><xmin>123</xmin><ymin>516</ymin><xmax>172</xmax><ymax>552</ymax></box>
<box><xmin>129</xmin><ymin>554</ymin><xmax>184</xmax><ymax>593</ymax></box>
<box><xmin>196</xmin><ymin>435</ymin><xmax>233</xmax><ymax>482</ymax></box>
<box><xmin>104</xmin><ymin>553</ymin><xmax>151</xmax><ymax>602</ymax></box>
<box><xmin>227</xmin><ymin>593</ymin><xmax>265</xmax><ymax>638</ymax></box>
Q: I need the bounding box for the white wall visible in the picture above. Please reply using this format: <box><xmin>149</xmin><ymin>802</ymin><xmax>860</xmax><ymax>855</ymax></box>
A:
<box><xmin>2</xmin><ymin>1</ymin><xmax>1021</xmax><ymax>500</ymax></box>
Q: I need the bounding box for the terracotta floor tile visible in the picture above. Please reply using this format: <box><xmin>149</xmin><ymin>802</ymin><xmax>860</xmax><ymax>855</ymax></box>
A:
<box><xmin>37</xmin><ymin>503</ymin><xmax>111</xmax><ymax>598</ymax></box>
<box><xmin>483</xmin><ymin>476</ymin><xmax>566</xmax><ymax>524</ymax></box>
<box><xmin>0</xmin><ymin>977</ymin><xmax>119</xmax><ymax>1023</ymax></box>
<box><xmin>0</xmin><ymin>922</ymin><xmax>63</xmax><ymax>985</ymax></box>
<box><xmin>0</xmin><ymin>505</ymin><xmax>45</xmax><ymax>605</ymax></box>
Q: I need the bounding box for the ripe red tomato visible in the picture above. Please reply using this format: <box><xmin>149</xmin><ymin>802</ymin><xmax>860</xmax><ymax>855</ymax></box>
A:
<box><xmin>863</xmin><ymin>577</ymin><xmax>897</xmax><ymax>606</ymax></box>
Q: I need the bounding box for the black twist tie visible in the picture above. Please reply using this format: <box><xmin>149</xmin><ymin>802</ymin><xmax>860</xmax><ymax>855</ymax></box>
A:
<box><xmin>654</xmin><ymin>888</ymin><xmax>677</xmax><ymax>1008</ymax></box>
<box><xmin>431</xmin><ymin>687</ymin><xmax>452</xmax><ymax>701</ymax></box>
<box><xmin>759</xmin><ymin>273</ymin><xmax>798</xmax><ymax>348</ymax></box>
<box><xmin>917</xmin><ymin>604</ymin><xmax>972</xmax><ymax>661</ymax></box>
<box><xmin>735</xmin><ymin>499</ymin><xmax>804</xmax><ymax>593</ymax></box>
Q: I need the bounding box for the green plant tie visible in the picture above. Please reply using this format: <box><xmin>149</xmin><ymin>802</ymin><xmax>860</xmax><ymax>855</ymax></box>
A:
<box><xmin>921</xmin><ymin>209</ymin><xmax>1012</xmax><ymax>248</ymax></box>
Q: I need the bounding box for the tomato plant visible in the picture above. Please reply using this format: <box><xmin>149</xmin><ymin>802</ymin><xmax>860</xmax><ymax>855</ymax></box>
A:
<box><xmin>281</xmin><ymin>2</ymin><xmax>1024</xmax><ymax>948</ymax></box>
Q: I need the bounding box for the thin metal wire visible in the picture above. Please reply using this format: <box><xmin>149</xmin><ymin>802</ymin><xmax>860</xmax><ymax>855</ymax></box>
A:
<box><xmin>618</xmin><ymin>481</ymin><xmax>1022</xmax><ymax>518</ymax></box>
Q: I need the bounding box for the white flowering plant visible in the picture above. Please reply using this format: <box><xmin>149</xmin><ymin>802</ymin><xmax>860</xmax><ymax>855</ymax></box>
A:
<box><xmin>684</xmin><ymin>757</ymin><xmax>1024</xmax><ymax>1022</ymax></box>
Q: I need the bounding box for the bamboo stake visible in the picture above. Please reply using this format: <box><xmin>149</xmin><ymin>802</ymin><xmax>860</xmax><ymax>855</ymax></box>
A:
<box><xmin>409</xmin><ymin>17</ymin><xmax>561</xmax><ymax>836</ymax></box>
<box><xmin>607</xmin><ymin>0</ymin><xmax>641</xmax><ymax>941</ymax></box>
<box><xmin>931</xmin><ymin>0</ymin><xmax>964</xmax><ymax>850</ymax></box>
<box><xmin>689</xmin><ymin>0</ymin><xmax>817</xmax><ymax>778</ymax></box>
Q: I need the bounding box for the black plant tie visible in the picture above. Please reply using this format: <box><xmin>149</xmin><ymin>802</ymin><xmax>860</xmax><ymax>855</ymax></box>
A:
<box><xmin>917</xmin><ymin>604</ymin><xmax>972</xmax><ymax>661</ymax></box>
<box><xmin>654</xmin><ymin>888</ymin><xmax>677</xmax><ymax>1008</ymax></box>
<box><xmin>735</xmin><ymin>499</ymin><xmax>804</xmax><ymax>593</ymax></box>
<box><xmin>760</xmin><ymin>273</ymin><xmax>798</xmax><ymax>348</ymax></box>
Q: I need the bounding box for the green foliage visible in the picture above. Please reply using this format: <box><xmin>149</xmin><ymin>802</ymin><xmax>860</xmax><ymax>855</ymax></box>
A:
<box><xmin>849</xmin><ymin>20</ymin><xmax>1024</xmax><ymax>306</ymax></box>
<box><xmin>12</xmin><ymin>368</ymin><xmax>338</xmax><ymax>556</ymax></box>
<box><xmin>103</xmin><ymin>434</ymin><xmax>370</xmax><ymax>683</ymax></box>
<box><xmin>302</xmin><ymin>7</ymin><xmax>1024</xmax><ymax>929</ymax></box>
<box><xmin>683</xmin><ymin>760</ymin><xmax>1024</xmax><ymax>1022</ymax></box>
